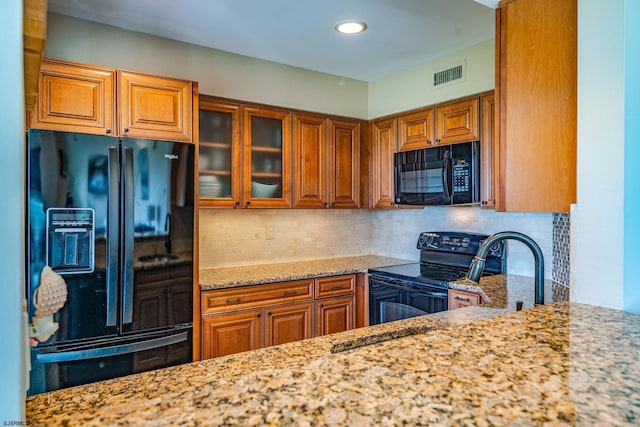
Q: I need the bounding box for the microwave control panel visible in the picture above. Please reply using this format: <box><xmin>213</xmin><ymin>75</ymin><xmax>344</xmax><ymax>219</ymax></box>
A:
<box><xmin>452</xmin><ymin>163</ymin><xmax>470</xmax><ymax>193</ymax></box>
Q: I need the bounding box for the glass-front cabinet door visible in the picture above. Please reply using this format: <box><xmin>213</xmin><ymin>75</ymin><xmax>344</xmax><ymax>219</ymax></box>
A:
<box><xmin>242</xmin><ymin>106</ymin><xmax>291</xmax><ymax>208</ymax></box>
<box><xmin>198</xmin><ymin>98</ymin><xmax>241</xmax><ymax>207</ymax></box>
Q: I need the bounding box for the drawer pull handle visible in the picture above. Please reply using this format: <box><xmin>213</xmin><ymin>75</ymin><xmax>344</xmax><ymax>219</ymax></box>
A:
<box><xmin>454</xmin><ymin>296</ymin><xmax>471</xmax><ymax>302</ymax></box>
<box><xmin>283</xmin><ymin>290</ymin><xmax>298</xmax><ymax>296</ymax></box>
<box><xmin>330</xmin><ymin>285</ymin><xmax>344</xmax><ymax>290</ymax></box>
<box><xmin>226</xmin><ymin>298</ymin><xmax>242</xmax><ymax>304</ymax></box>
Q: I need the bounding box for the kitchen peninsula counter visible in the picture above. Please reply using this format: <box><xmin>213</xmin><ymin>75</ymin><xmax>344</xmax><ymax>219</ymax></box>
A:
<box><xmin>26</xmin><ymin>275</ymin><xmax>640</xmax><ymax>426</ymax></box>
<box><xmin>198</xmin><ymin>255</ymin><xmax>413</xmax><ymax>290</ymax></box>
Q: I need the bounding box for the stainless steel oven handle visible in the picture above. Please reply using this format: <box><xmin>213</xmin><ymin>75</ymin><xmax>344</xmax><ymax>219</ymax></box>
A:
<box><xmin>36</xmin><ymin>332</ymin><xmax>188</xmax><ymax>364</ymax></box>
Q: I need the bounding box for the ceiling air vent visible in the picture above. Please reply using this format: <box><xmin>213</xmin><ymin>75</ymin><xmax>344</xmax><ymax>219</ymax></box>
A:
<box><xmin>433</xmin><ymin>61</ymin><xmax>466</xmax><ymax>88</ymax></box>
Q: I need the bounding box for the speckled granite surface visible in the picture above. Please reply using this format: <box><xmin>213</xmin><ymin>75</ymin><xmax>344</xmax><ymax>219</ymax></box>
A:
<box><xmin>199</xmin><ymin>255</ymin><xmax>413</xmax><ymax>290</ymax></box>
<box><xmin>26</xmin><ymin>300</ymin><xmax>640</xmax><ymax>426</ymax></box>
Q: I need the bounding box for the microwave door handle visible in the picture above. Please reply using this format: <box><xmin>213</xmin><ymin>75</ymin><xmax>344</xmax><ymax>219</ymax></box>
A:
<box><xmin>442</xmin><ymin>151</ymin><xmax>451</xmax><ymax>204</ymax></box>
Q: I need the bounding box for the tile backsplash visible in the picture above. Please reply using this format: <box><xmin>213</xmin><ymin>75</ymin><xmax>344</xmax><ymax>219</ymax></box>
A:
<box><xmin>199</xmin><ymin>207</ymin><xmax>556</xmax><ymax>280</ymax></box>
<box><xmin>552</xmin><ymin>212</ymin><xmax>571</xmax><ymax>301</ymax></box>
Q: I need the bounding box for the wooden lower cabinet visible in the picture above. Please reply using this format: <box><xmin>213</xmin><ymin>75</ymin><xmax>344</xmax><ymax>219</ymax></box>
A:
<box><xmin>200</xmin><ymin>274</ymin><xmax>357</xmax><ymax>360</ymax></box>
<box><xmin>448</xmin><ymin>289</ymin><xmax>482</xmax><ymax>310</ymax></box>
<box><xmin>315</xmin><ymin>295</ymin><xmax>355</xmax><ymax>337</ymax></box>
<box><xmin>202</xmin><ymin>309</ymin><xmax>262</xmax><ymax>359</ymax></box>
<box><xmin>265</xmin><ymin>302</ymin><xmax>313</xmax><ymax>347</ymax></box>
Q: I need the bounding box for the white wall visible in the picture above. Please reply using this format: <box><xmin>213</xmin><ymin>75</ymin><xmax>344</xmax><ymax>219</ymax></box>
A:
<box><xmin>573</xmin><ymin>0</ymin><xmax>625</xmax><ymax>308</ymax></box>
<box><xmin>0</xmin><ymin>0</ymin><xmax>26</xmax><ymax>419</ymax></box>
<box><xmin>45</xmin><ymin>14</ymin><xmax>369</xmax><ymax>119</ymax></box>
<box><xmin>368</xmin><ymin>39</ymin><xmax>495</xmax><ymax>118</ymax></box>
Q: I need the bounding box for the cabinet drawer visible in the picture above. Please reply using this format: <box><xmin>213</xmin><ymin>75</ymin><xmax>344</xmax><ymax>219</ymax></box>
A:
<box><xmin>448</xmin><ymin>289</ymin><xmax>482</xmax><ymax>310</ymax></box>
<box><xmin>202</xmin><ymin>280</ymin><xmax>313</xmax><ymax>314</ymax></box>
<box><xmin>315</xmin><ymin>275</ymin><xmax>355</xmax><ymax>298</ymax></box>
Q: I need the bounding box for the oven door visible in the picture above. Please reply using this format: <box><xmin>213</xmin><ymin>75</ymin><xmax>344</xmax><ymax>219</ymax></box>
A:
<box><xmin>369</xmin><ymin>275</ymin><xmax>448</xmax><ymax>325</ymax></box>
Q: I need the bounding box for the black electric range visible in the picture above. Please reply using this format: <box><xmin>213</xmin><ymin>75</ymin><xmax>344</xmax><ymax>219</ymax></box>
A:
<box><xmin>368</xmin><ymin>232</ymin><xmax>506</xmax><ymax>325</ymax></box>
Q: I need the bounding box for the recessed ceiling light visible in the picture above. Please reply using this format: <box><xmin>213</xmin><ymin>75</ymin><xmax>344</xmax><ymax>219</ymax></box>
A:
<box><xmin>335</xmin><ymin>21</ymin><xmax>368</xmax><ymax>34</ymax></box>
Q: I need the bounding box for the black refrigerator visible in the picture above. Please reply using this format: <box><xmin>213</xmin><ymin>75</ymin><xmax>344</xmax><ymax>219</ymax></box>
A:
<box><xmin>26</xmin><ymin>129</ymin><xmax>194</xmax><ymax>395</ymax></box>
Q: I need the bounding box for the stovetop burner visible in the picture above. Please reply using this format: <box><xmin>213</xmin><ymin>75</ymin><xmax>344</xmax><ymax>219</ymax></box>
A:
<box><xmin>367</xmin><ymin>263</ymin><xmax>467</xmax><ymax>288</ymax></box>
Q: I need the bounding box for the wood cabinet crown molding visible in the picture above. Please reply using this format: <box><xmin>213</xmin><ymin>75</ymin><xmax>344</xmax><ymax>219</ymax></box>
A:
<box><xmin>23</xmin><ymin>0</ymin><xmax>47</xmax><ymax>111</ymax></box>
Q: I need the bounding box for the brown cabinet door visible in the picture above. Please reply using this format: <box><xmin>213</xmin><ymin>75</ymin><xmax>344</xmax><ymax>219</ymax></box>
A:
<box><xmin>480</xmin><ymin>93</ymin><xmax>496</xmax><ymax>209</ymax></box>
<box><xmin>371</xmin><ymin>117</ymin><xmax>398</xmax><ymax>209</ymax></box>
<box><xmin>243</xmin><ymin>106</ymin><xmax>292</xmax><ymax>208</ymax></box>
<box><xmin>448</xmin><ymin>289</ymin><xmax>482</xmax><ymax>310</ymax></box>
<box><xmin>293</xmin><ymin>113</ymin><xmax>328</xmax><ymax>208</ymax></box>
<box><xmin>398</xmin><ymin>108</ymin><xmax>434</xmax><ymax>151</ymax></box>
<box><xmin>435</xmin><ymin>98</ymin><xmax>479</xmax><ymax>145</ymax></box>
<box><xmin>202</xmin><ymin>309</ymin><xmax>262</xmax><ymax>359</ymax></box>
<box><xmin>265</xmin><ymin>302</ymin><xmax>313</xmax><ymax>347</ymax></box>
<box><xmin>198</xmin><ymin>98</ymin><xmax>242</xmax><ymax>207</ymax></box>
<box><xmin>315</xmin><ymin>295</ymin><xmax>355</xmax><ymax>336</ymax></box>
<box><xmin>118</xmin><ymin>70</ymin><xmax>193</xmax><ymax>142</ymax></box>
<box><xmin>495</xmin><ymin>0</ymin><xmax>576</xmax><ymax>212</ymax></box>
<box><xmin>329</xmin><ymin>119</ymin><xmax>360</xmax><ymax>208</ymax></box>
<box><xmin>28</xmin><ymin>59</ymin><xmax>115</xmax><ymax>135</ymax></box>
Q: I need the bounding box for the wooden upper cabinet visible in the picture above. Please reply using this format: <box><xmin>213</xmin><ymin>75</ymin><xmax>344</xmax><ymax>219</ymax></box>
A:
<box><xmin>480</xmin><ymin>93</ymin><xmax>496</xmax><ymax>209</ymax></box>
<box><xmin>329</xmin><ymin>119</ymin><xmax>360</xmax><ymax>208</ymax></box>
<box><xmin>198</xmin><ymin>98</ymin><xmax>242</xmax><ymax>208</ymax></box>
<box><xmin>28</xmin><ymin>59</ymin><xmax>116</xmax><ymax>135</ymax></box>
<box><xmin>495</xmin><ymin>0</ymin><xmax>576</xmax><ymax>212</ymax></box>
<box><xmin>293</xmin><ymin>113</ymin><xmax>328</xmax><ymax>208</ymax></box>
<box><xmin>243</xmin><ymin>106</ymin><xmax>292</xmax><ymax>208</ymax></box>
<box><xmin>371</xmin><ymin>117</ymin><xmax>397</xmax><ymax>209</ymax></box>
<box><xmin>398</xmin><ymin>108</ymin><xmax>434</xmax><ymax>151</ymax></box>
<box><xmin>435</xmin><ymin>98</ymin><xmax>479</xmax><ymax>145</ymax></box>
<box><xmin>118</xmin><ymin>70</ymin><xmax>193</xmax><ymax>142</ymax></box>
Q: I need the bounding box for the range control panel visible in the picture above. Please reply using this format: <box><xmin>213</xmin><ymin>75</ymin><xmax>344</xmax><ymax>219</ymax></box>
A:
<box><xmin>417</xmin><ymin>231</ymin><xmax>504</xmax><ymax>258</ymax></box>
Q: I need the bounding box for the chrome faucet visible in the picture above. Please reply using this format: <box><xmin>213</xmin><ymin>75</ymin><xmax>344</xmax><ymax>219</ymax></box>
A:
<box><xmin>466</xmin><ymin>231</ymin><xmax>545</xmax><ymax>305</ymax></box>
<box><xmin>164</xmin><ymin>213</ymin><xmax>172</xmax><ymax>254</ymax></box>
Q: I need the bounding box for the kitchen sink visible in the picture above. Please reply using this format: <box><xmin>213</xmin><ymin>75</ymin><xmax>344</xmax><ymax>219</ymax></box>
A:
<box><xmin>138</xmin><ymin>254</ymin><xmax>179</xmax><ymax>263</ymax></box>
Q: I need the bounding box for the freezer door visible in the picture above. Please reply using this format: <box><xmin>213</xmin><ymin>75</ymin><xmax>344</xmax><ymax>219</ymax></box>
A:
<box><xmin>27</xmin><ymin>130</ymin><xmax>119</xmax><ymax>344</ymax></box>
<box><xmin>120</xmin><ymin>138</ymin><xmax>194</xmax><ymax>334</ymax></box>
<box><xmin>28</xmin><ymin>328</ymin><xmax>191</xmax><ymax>395</ymax></box>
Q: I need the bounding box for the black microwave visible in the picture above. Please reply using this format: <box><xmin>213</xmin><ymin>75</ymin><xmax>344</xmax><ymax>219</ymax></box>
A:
<box><xmin>394</xmin><ymin>141</ymin><xmax>480</xmax><ymax>206</ymax></box>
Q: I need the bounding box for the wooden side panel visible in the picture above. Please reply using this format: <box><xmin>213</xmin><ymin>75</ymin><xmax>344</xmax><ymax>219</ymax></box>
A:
<box><xmin>202</xmin><ymin>309</ymin><xmax>262</xmax><ymax>359</ymax></box>
<box><xmin>355</xmin><ymin>273</ymin><xmax>369</xmax><ymax>328</ymax></box>
<box><xmin>329</xmin><ymin>119</ymin><xmax>360</xmax><ymax>208</ymax></box>
<box><xmin>118</xmin><ymin>70</ymin><xmax>192</xmax><ymax>142</ymax></box>
<box><xmin>28</xmin><ymin>59</ymin><xmax>115</xmax><ymax>135</ymax></box>
<box><xmin>480</xmin><ymin>93</ymin><xmax>496</xmax><ymax>209</ymax></box>
<box><xmin>497</xmin><ymin>0</ymin><xmax>577</xmax><ymax>212</ymax></box>
<box><xmin>371</xmin><ymin>117</ymin><xmax>398</xmax><ymax>208</ymax></box>
<box><xmin>293</xmin><ymin>113</ymin><xmax>328</xmax><ymax>208</ymax></box>
<box><xmin>265</xmin><ymin>302</ymin><xmax>313</xmax><ymax>347</ymax></box>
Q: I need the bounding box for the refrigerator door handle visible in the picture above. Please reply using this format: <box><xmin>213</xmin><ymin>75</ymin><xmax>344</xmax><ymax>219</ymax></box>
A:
<box><xmin>122</xmin><ymin>146</ymin><xmax>135</xmax><ymax>325</ymax></box>
<box><xmin>106</xmin><ymin>146</ymin><xmax>119</xmax><ymax>327</ymax></box>
<box><xmin>35</xmin><ymin>332</ymin><xmax>188</xmax><ymax>364</ymax></box>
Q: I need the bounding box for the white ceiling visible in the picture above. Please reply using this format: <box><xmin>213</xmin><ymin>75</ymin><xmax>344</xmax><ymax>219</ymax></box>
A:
<box><xmin>47</xmin><ymin>0</ymin><xmax>496</xmax><ymax>82</ymax></box>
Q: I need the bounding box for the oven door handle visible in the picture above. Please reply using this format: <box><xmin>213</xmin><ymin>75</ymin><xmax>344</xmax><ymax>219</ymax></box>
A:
<box><xmin>35</xmin><ymin>332</ymin><xmax>188</xmax><ymax>364</ymax></box>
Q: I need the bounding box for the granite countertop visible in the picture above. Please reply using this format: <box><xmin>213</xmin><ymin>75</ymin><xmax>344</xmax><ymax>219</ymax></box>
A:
<box><xmin>27</xmin><ymin>274</ymin><xmax>640</xmax><ymax>426</ymax></box>
<box><xmin>199</xmin><ymin>255</ymin><xmax>413</xmax><ymax>290</ymax></box>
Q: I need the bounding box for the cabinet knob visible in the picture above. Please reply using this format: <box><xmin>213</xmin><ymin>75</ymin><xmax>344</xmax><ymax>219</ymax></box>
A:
<box><xmin>235</xmin><ymin>201</ymin><xmax>240</xmax><ymax>207</ymax></box>
<box><xmin>331</xmin><ymin>202</ymin><xmax>336</xmax><ymax>207</ymax></box>
<box><xmin>256</xmin><ymin>313</ymin><xmax>261</xmax><ymax>318</ymax></box>
<box><xmin>481</xmin><ymin>201</ymin><xmax>488</xmax><ymax>205</ymax></box>
<box><xmin>435</xmin><ymin>138</ymin><xmax>441</xmax><ymax>143</ymax></box>
<box><xmin>246</xmin><ymin>201</ymin><xmax>251</xmax><ymax>205</ymax></box>
<box><xmin>324</xmin><ymin>202</ymin><xmax>328</xmax><ymax>207</ymax></box>
<box><xmin>124</xmin><ymin>128</ymin><xmax>129</xmax><ymax>133</ymax></box>
<box><xmin>267</xmin><ymin>312</ymin><xmax>272</xmax><ymax>316</ymax></box>
<box><xmin>320</xmin><ymin>304</ymin><xmax>324</xmax><ymax>308</ymax></box>
<box><xmin>427</xmin><ymin>139</ymin><xmax>432</xmax><ymax>145</ymax></box>
<box><xmin>105</xmin><ymin>129</ymin><xmax>111</xmax><ymax>134</ymax></box>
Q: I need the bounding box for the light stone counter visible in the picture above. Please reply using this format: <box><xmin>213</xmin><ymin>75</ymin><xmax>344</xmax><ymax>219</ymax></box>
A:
<box><xmin>27</xmin><ymin>274</ymin><xmax>640</xmax><ymax>426</ymax></box>
<box><xmin>199</xmin><ymin>255</ymin><xmax>413</xmax><ymax>290</ymax></box>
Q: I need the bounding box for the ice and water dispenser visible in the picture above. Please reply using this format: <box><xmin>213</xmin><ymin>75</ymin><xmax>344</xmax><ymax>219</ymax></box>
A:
<box><xmin>46</xmin><ymin>208</ymin><xmax>95</xmax><ymax>274</ymax></box>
